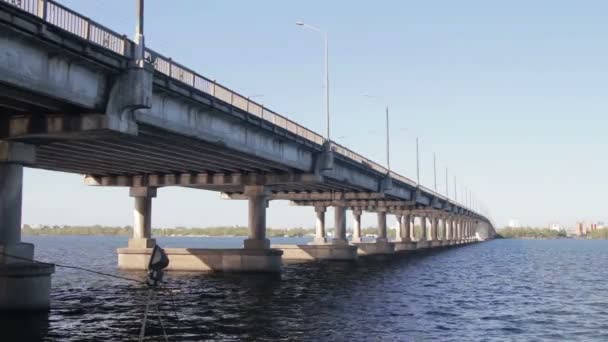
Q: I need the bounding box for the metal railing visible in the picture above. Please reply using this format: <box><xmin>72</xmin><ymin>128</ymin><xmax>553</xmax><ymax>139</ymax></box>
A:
<box><xmin>143</xmin><ymin>48</ymin><xmax>325</xmax><ymax>146</ymax></box>
<box><xmin>3</xmin><ymin>0</ymin><xmax>129</xmax><ymax>55</ymax></box>
<box><xmin>1</xmin><ymin>0</ymin><xmax>482</xmax><ymax>216</ymax></box>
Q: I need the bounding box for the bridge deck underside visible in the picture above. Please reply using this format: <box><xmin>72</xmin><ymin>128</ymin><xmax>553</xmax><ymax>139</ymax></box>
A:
<box><xmin>11</xmin><ymin>124</ymin><xmax>367</xmax><ymax>194</ymax></box>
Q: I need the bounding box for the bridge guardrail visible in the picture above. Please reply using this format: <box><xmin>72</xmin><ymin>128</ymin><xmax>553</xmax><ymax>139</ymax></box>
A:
<box><xmin>2</xmin><ymin>0</ymin><xmax>483</xmax><ymax>217</ymax></box>
<box><xmin>4</xmin><ymin>0</ymin><xmax>129</xmax><ymax>55</ymax></box>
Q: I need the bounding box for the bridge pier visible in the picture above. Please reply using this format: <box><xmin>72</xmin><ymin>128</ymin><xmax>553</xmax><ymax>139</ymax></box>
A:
<box><xmin>119</xmin><ymin>185</ymin><xmax>282</xmax><ymax>272</ymax></box>
<box><xmin>279</xmin><ymin>204</ymin><xmax>356</xmax><ymax>262</ymax></box>
<box><xmin>441</xmin><ymin>216</ymin><xmax>451</xmax><ymax>246</ymax></box>
<box><xmin>0</xmin><ymin>144</ymin><xmax>54</xmax><ymax>311</ymax></box>
<box><xmin>128</xmin><ymin>187</ymin><xmax>156</xmax><ymax>249</ymax></box>
<box><xmin>312</xmin><ymin>206</ymin><xmax>328</xmax><ymax>244</ymax></box>
<box><xmin>355</xmin><ymin>209</ymin><xmax>394</xmax><ymax>255</ymax></box>
<box><xmin>416</xmin><ymin>215</ymin><xmax>429</xmax><ymax>248</ymax></box>
<box><xmin>394</xmin><ymin>212</ymin><xmax>416</xmax><ymax>252</ymax></box>
<box><xmin>351</xmin><ymin>208</ymin><xmax>363</xmax><ymax>243</ymax></box>
<box><xmin>332</xmin><ymin>205</ymin><xmax>348</xmax><ymax>245</ymax></box>
<box><xmin>429</xmin><ymin>216</ymin><xmax>442</xmax><ymax>247</ymax></box>
<box><xmin>243</xmin><ymin>185</ymin><xmax>271</xmax><ymax>249</ymax></box>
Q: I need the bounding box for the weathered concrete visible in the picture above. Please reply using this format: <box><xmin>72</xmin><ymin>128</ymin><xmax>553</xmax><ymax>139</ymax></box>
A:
<box><xmin>243</xmin><ymin>185</ymin><xmax>270</xmax><ymax>249</ymax></box>
<box><xmin>354</xmin><ymin>241</ymin><xmax>395</xmax><ymax>256</ymax></box>
<box><xmin>351</xmin><ymin>208</ymin><xmax>363</xmax><ymax>243</ymax></box>
<box><xmin>394</xmin><ymin>212</ymin><xmax>412</xmax><ymax>243</ymax></box>
<box><xmin>394</xmin><ymin>241</ymin><xmax>417</xmax><ymax>252</ymax></box>
<box><xmin>0</xmin><ymin>161</ymin><xmax>54</xmax><ymax>310</ymax></box>
<box><xmin>118</xmin><ymin>248</ymin><xmax>283</xmax><ymax>272</ymax></box>
<box><xmin>274</xmin><ymin>244</ymin><xmax>358</xmax><ymax>262</ymax></box>
<box><xmin>416</xmin><ymin>240</ymin><xmax>430</xmax><ymax>249</ymax></box>
<box><xmin>332</xmin><ymin>205</ymin><xmax>348</xmax><ymax>245</ymax></box>
<box><xmin>376</xmin><ymin>210</ymin><xmax>388</xmax><ymax>243</ymax></box>
<box><xmin>311</xmin><ymin>206</ymin><xmax>328</xmax><ymax>244</ymax></box>
<box><xmin>127</xmin><ymin>187</ymin><xmax>156</xmax><ymax>249</ymax></box>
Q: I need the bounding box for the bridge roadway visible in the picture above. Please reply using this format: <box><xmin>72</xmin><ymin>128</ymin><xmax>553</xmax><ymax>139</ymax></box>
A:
<box><xmin>0</xmin><ymin>0</ymin><xmax>495</xmax><ymax>310</ymax></box>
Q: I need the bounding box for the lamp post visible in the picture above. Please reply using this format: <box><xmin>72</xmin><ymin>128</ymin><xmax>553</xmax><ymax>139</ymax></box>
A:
<box><xmin>385</xmin><ymin>106</ymin><xmax>390</xmax><ymax>171</ymax></box>
<box><xmin>362</xmin><ymin>95</ymin><xmax>391</xmax><ymax>172</ymax></box>
<box><xmin>416</xmin><ymin>137</ymin><xmax>420</xmax><ymax>185</ymax></box>
<box><xmin>135</xmin><ymin>0</ymin><xmax>146</xmax><ymax>67</ymax></box>
<box><xmin>433</xmin><ymin>153</ymin><xmax>437</xmax><ymax>191</ymax></box>
<box><xmin>454</xmin><ymin>176</ymin><xmax>457</xmax><ymax>202</ymax></box>
<box><xmin>296</xmin><ymin>21</ymin><xmax>330</xmax><ymax>141</ymax></box>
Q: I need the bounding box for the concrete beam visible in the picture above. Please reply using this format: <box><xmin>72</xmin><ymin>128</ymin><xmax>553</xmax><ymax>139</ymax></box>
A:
<box><xmin>3</xmin><ymin>114</ymin><xmax>110</xmax><ymax>140</ymax></box>
<box><xmin>289</xmin><ymin>199</ymin><xmax>417</xmax><ymax>210</ymax></box>
<box><xmin>223</xmin><ymin>191</ymin><xmax>387</xmax><ymax>201</ymax></box>
<box><xmin>0</xmin><ymin>141</ymin><xmax>35</xmax><ymax>165</ymax></box>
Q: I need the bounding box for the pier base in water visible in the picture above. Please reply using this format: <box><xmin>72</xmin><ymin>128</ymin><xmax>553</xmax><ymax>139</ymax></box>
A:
<box><xmin>117</xmin><ymin>248</ymin><xmax>283</xmax><ymax>273</ymax></box>
<box><xmin>353</xmin><ymin>241</ymin><xmax>395</xmax><ymax>256</ymax></box>
<box><xmin>273</xmin><ymin>244</ymin><xmax>358</xmax><ymax>262</ymax></box>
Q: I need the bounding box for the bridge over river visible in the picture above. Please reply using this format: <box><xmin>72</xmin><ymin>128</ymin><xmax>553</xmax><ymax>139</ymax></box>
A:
<box><xmin>0</xmin><ymin>0</ymin><xmax>495</xmax><ymax>310</ymax></box>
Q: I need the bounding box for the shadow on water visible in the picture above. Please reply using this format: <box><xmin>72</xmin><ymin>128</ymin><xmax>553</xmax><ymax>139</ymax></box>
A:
<box><xmin>0</xmin><ymin>312</ymin><xmax>49</xmax><ymax>342</ymax></box>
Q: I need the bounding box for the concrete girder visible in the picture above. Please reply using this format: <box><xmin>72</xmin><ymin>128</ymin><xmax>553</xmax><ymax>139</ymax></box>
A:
<box><xmin>223</xmin><ymin>191</ymin><xmax>387</xmax><ymax>201</ymax></box>
<box><xmin>289</xmin><ymin>199</ymin><xmax>417</xmax><ymax>212</ymax></box>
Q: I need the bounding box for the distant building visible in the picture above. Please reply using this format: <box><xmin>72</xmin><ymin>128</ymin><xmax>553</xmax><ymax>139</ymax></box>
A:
<box><xmin>576</xmin><ymin>222</ymin><xmax>584</xmax><ymax>236</ymax></box>
<box><xmin>508</xmin><ymin>219</ymin><xmax>520</xmax><ymax>228</ymax></box>
<box><xmin>549</xmin><ymin>223</ymin><xmax>562</xmax><ymax>231</ymax></box>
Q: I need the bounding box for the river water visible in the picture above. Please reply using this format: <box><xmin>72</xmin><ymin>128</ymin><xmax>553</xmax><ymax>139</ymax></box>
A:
<box><xmin>4</xmin><ymin>237</ymin><xmax>608</xmax><ymax>341</ymax></box>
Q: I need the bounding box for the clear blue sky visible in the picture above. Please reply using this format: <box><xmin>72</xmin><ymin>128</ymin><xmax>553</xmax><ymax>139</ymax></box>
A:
<box><xmin>23</xmin><ymin>0</ymin><xmax>608</xmax><ymax>229</ymax></box>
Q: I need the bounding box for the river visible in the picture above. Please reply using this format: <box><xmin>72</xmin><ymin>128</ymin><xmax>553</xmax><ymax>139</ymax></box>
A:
<box><xmin>4</xmin><ymin>237</ymin><xmax>608</xmax><ymax>341</ymax></box>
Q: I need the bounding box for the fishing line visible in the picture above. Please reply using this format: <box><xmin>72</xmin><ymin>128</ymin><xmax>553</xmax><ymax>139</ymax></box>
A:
<box><xmin>0</xmin><ymin>251</ymin><xmax>183</xmax><ymax>340</ymax></box>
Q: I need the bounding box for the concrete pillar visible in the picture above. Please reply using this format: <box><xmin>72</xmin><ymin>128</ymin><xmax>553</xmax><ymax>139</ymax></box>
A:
<box><xmin>393</xmin><ymin>213</ymin><xmax>402</xmax><ymax>242</ymax></box>
<box><xmin>457</xmin><ymin>219</ymin><xmax>462</xmax><ymax>240</ymax></box>
<box><xmin>430</xmin><ymin>216</ymin><xmax>438</xmax><ymax>241</ymax></box>
<box><xmin>376</xmin><ymin>210</ymin><xmax>388</xmax><ymax>243</ymax></box>
<box><xmin>313</xmin><ymin>206</ymin><xmax>327</xmax><ymax>244</ymax></box>
<box><xmin>419</xmin><ymin>215</ymin><xmax>427</xmax><ymax>241</ymax></box>
<box><xmin>0</xmin><ymin>159</ymin><xmax>54</xmax><ymax>310</ymax></box>
<box><xmin>332</xmin><ymin>205</ymin><xmax>348</xmax><ymax>245</ymax></box>
<box><xmin>395</xmin><ymin>212</ymin><xmax>412</xmax><ymax>242</ymax></box>
<box><xmin>128</xmin><ymin>187</ymin><xmax>156</xmax><ymax>248</ymax></box>
<box><xmin>351</xmin><ymin>208</ymin><xmax>362</xmax><ymax>243</ymax></box>
<box><xmin>402</xmin><ymin>213</ymin><xmax>412</xmax><ymax>242</ymax></box>
<box><xmin>243</xmin><ymin>185</ymin><xmax>270</xmax><ymax>249</ymax></box>
<box><xmin>440</xmin><ymin>217</ymin><xmax>446</xmax><ymax>240</ymax></box>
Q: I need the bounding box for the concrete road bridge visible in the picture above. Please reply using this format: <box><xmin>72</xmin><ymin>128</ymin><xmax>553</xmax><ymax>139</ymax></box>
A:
<box><xmin>0</xmin><ymin>0</ymin><xmax>496</xmax><ymax>310</ymax></box>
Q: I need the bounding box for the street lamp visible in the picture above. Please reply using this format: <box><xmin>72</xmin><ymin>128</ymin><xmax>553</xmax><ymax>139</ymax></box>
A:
<box><xmin>296</xmin><ymin>21</ymin><xmax>330</xmax><ymax>141</ymax></box>
<box><xmin>362</xmin><ymin>94</ymin><xmax>390</xmax><ymax>172</ymax></box>
<box><xmin>433</xmin><ymin>153</ymin><xmax>437</xmax><ymax>191</ymax></box>
<box><xmin>135</xmin><ymin>0</ymin><xmax>145</xmax><ymax>67</ymax></box>
<box><xmin>416</xmin><ymin>137</ymin><xmax>420</xmax><ymax>185</ymax></box>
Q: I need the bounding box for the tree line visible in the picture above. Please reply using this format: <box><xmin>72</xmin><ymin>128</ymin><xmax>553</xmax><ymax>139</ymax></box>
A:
<box><xmin>497</xmin><ymin>227</ymin><xmax>567</xmax><ymax>239</ymax></box>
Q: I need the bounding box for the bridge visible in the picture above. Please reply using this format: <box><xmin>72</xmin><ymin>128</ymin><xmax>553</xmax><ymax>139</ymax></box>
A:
<box><xmin>0</xmin><ymin>0</ymin><xmax>495</xmax><ymax>310</ymax></box>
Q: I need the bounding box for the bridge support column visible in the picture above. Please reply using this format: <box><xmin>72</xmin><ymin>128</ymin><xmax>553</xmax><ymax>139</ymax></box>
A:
<box><xmin>332</xmin><ymin>205</ymin><xmax>348</xmax><ymax>245</ymax></box>
<box><xmin>351</xmin><ymin>208</ymin><xmax>363</xmax><ymax>243</ymax></box>
<box><xmin>376</xmin><ymin>211</ymin><xmax>388</xmax><ymax>243</ymax></box>
<box><xmin>417</xmin><ymin>215</ymin><xmax>429</xmax><ymax>248</ymax></box>
<box><xmin>0</xmin><ymin>144</ymin><xmax>54</xmax><ymax>311</ymax></box>
<box><xmin>312</xmin><ymin>206</ymin><xmax>327</xmax><ymax>244</ymax></box>
<box><xmin>394</xmin><ymin>212</ymin><xmax>416</xmax><ymax>252</ymax></box>
<box><xmin>127</xmin><ymin>187</ymin><xmax>156</xmax><ymax>249</ymax></box>
<box><xmin>430</xmin><ymin>216</ymin><xmax>441</xmax><ymax>247</ymax></box>
<box><xmin>288</xmin><ymin>203</ymin><xmax>357</xmax><ymax>261</ymax></box>
<box><xmin>355</xmin><ymin>208</ymin><xmax>394</xmax><ymax>255</ymax></box>
<box><xmin>243</xmin><ymin>185</ymin><xmax>270</xmax><ymax>249</ymax></box>
<box><xmin>441</xmin><ymin>217</ymin><xmax>450</xmax><ymax>246</ymax></box>
<box><xmin>395</xmin><ymin>213</ymin><xmax>411</xmax><ymax>242</ymax></box>
<box><xmin>457</xmin><ymin>219</ymin><xmax>463</xmax><ymax>244</ymax></box>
